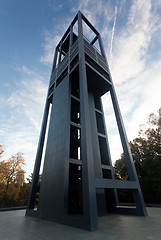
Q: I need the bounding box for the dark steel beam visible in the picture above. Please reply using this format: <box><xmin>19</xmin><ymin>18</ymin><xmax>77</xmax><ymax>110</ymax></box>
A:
<box><xmin>26</xmin><ymin>97</ymin><xmax>50</xmax><ymax>210</ymax></box>
<box><xmin>58</xmin><ymin>40</ymin><xmax>63</xmax><ymax>63</ymax></box>
<box><xmin>78</xmin><ymin>10</ymin><xmax>98</xmax><ymax>231</ymax></box>
<box><xmin>90</xmin><ymin>35</ymin><xmax>98</xmax><ymax>45</ymax></box>
<box><xmin>52</xmin><ymin>46</ymin><xmax>58</xmax><ymax>71</ymax></box>
<box><xmin>81</xmin><ymin>11</ymin><xmax>99</xmax><ymax>35</ymax></box>
<box><xmin>98</xmin><ymin>34</ymin><xmax>106</xmax><ymax>58</ymax></box>
<box><xmin>95</xmin><ymin>179</ymin><xmax>138</xmax><ymax>189</ymax></box>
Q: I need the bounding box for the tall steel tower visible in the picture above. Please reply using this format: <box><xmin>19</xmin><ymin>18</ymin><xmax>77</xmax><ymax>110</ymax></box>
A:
<box><xmin>26</xmin><ymin>11</ymin><xmax>147</xmax><ymax>231</ymax></box>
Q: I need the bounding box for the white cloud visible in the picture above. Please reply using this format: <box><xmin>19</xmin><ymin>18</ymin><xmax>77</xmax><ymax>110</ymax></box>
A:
<box><xmin>40</xmin><ymin>31</ymin><xmax>61</xmax><ymax>66</ymax></box>
<box><xmin>40</xmin><ymin>16</ymin><xmax>73</xmax><ymax>66</ymax></box>
<box><xmin>0</xmin><ymin>65</ymin><xmax>48</xmax><ymax>176</ymax></box>
<box><xmin>102</xmin><ymin>0</ymin><xmax>161</xmax><ymax>162</ymax></box>
<box><xmin>8</xmin><ymin>66</ymin><xmax>47</xmax><ymax>129</ymax></box>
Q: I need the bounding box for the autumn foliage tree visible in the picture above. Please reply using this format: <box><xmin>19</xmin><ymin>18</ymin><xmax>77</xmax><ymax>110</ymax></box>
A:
<box><xmin>0</xmin><ymin>146</ymin><xmax>25</xmax><ymax>208</ymax></box>
<box><xmin>0</xmin><ymin>145</ymin><xmax>4</xmax><ymax>156</ymax></box>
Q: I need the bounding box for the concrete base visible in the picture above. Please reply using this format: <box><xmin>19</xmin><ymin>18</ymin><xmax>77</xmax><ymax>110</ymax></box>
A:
<box><xmin>0</xmin><ymin>208</ymin><xmax>160</xmax><ymax>240</ymax></box>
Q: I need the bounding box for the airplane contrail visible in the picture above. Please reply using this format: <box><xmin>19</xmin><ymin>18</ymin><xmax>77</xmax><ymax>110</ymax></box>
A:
<box><xmin>109</xmin><ymin>0</ymin><xmax>118</xmax><ymax>63</ymax></box>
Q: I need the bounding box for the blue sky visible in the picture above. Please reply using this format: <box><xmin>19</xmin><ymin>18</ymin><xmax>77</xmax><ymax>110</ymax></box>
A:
<box><xmin>0</xmin><ymin>0</ymin><xmax>161</xmax><ymax>177</ymax></box>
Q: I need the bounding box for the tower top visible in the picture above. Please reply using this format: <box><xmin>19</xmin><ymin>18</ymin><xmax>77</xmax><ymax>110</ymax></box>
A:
<box><xmin>50</xmin><ymin>10</ymin><xmax>111</xmax><ymax>97</ymax></box>
<box><xmin>56</xmin><ymin>11</ymin><xmax>99</xmax><ymax>50</ymax></box>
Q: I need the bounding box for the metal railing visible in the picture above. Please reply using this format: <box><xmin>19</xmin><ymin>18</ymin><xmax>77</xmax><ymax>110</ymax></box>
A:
<box><xmin>83</xmin><ymin>35</ymin><xmax>102</xmax><ymax>55</ymax></box>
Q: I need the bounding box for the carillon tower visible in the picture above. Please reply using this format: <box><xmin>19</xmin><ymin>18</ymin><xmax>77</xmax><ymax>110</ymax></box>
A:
<box><xmin>26</xmin><ymin>11</ymin><xmax>147</xmax><ymax>231</ymax></box>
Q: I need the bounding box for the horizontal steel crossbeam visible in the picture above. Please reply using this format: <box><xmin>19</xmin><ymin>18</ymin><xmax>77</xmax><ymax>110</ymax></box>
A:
<box><xmin>95</xmin><ymin>179</ymin><xmax>138</xmax><ymax>189</ymax></box>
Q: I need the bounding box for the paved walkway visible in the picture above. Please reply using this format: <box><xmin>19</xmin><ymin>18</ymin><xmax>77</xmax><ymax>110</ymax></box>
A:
<box><xmin>0</xmin><ymin>208</ymin><xmax>160</xmax><ymax>240</ymax></box>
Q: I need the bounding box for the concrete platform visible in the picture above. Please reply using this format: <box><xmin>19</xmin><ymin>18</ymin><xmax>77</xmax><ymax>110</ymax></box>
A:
<box><xmin>0</xmin><ymin>208</ymin><xmax>160</xmax><ymax>240</ymax></box>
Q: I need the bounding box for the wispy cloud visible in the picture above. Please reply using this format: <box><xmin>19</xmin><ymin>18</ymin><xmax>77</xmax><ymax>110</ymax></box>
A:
<box><xmin>0</xmin><ymin>65</ymin><xmax>48</xmax><ymax>175</ymax></box>
<box><xmin>40</xmin><ymin>31</ymin><xmax>61</xmax><ymax>67</ymax></box>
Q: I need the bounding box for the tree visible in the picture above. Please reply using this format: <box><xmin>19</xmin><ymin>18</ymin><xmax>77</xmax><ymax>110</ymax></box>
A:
<box><xmin>0</xmin><ymin>149</ymin><xmax>25</xmax><ymax>208</ymax></box>
<box><xmin>0</xmin><ymin>145</ymin><xmax>4</xmax><ymax>156</ymax></box>
<box><xmin>114</xmin><ymin>108</ymin><xmax>161</xmax><ymax>203</ymax></box>
<box><xmin>25</xmin><ymin>173</ymin><xmax>42</xmax><ymax>205</ymax></box>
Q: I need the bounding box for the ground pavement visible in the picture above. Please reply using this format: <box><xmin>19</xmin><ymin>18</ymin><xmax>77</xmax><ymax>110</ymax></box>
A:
<box><xmin>0</xmin><ymin>207</ymin><xmax>160</xmax><ymax>240</ymax></box>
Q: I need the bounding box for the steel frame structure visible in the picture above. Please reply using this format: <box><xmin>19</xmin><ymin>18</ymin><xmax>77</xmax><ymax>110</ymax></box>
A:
<box><xmin>26</xmin><ymin>11</ymin><xmax>147</xmax><ymax>231</ymax></box>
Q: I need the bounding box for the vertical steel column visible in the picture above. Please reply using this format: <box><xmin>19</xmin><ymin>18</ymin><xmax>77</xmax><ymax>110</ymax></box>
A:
<box><xmin>69</xmin><ymin>24</ymin><xmax>73</xmax><ymax>47</ymax></box>
<box><xmin>68</xmin><ymin>24</ymin><xmax>73</xmax><ymax>73</ymax></box>
<box><xmin>110</xmin><ymin>87</ymin><xmax>137</xmax><ymax>181</ymax></box>
<box><xmin>27</xmin><ymin>97</ymin><xmax>50</xmax><ymax>209</ymax></box>
<box><xmin>98</xmin><ymin>34</ymin><xmax>106</xmax><ymax>58</ymax></box>
<box><xmin>78</xmin><ymin>11</ymin><xmax>98</xmax><ymax>230</ymax></box>
<box><xmin>64</xmin><ymin>24</ymin><xmax>73</xmax><ymax>216</ymax></box>
<box><xmin>58</xmin><ymin>40</ymin><xmax>63</xmax><ymax>63</ymax></box>
<box><xmin>52</xmin><ymin>46</ymin><xmax>58</xmax><ymax>72</ymax></box>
